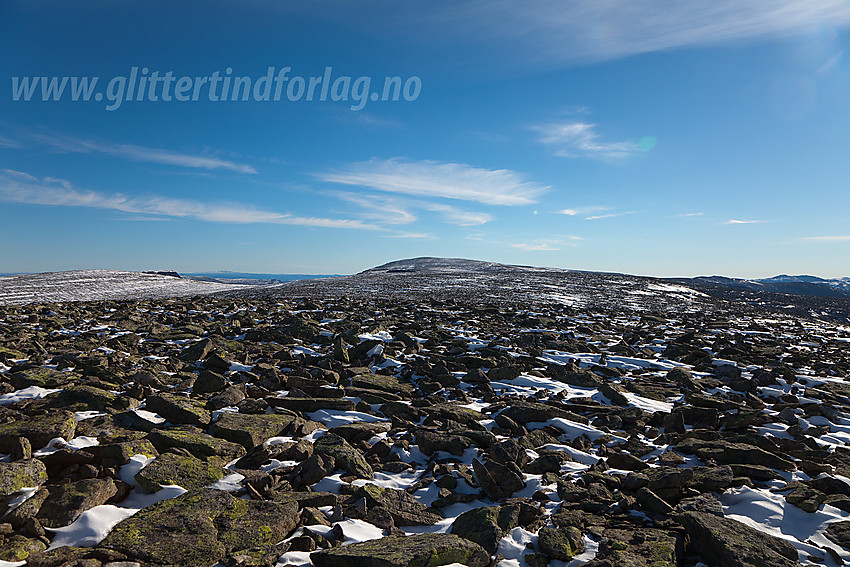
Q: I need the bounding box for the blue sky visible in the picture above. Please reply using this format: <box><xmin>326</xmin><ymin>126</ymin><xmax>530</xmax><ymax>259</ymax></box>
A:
<box><xmin>1</xmin><ymin>1</ymin><xmax>849</xmax><ymax>278</ymax></box>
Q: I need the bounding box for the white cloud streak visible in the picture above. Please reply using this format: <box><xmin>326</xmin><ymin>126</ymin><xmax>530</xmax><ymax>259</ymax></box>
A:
<box><xmin>724</xmin><ymin>219</ymin><xmax>768</xmax><ymax>224</ymax></box>
<box><xmin>559</xmin><ymin>206</ymin><xmax>610</xmax><ymax>216</ymax></box>
<box><xmin>26</xmin><ymin>133</ymin><xmax>258</xmax><ymax>174</ymax></box>
<box><xmin>585</xmin><ymin>211</ymin><xmax>636</xmax><ymax>221</ymax></box>
<box><xmin>322</xmin><ymin>158</ymin><xmax>548</xmax><ymax>206</ymax></box>
<box><xmin>511</xmin><ymin>241</ymin><xmax>561</xmax><ymax>251</ymax></box>
<box><xmin>803</xmin><ymin>236</ymin><xmax>850</xmax><ymax>241</ymax></box>
<box><xmin>330</xmin><ymin>190</ymin><xmax>493</xmax><ymax>226</ymax></box>
<box><xmin>533</xmin><ymin>122</ymin><xmax>642</xmax><ymax>161</ymax></box>
<box><xmin>0</xmin><ymin>170</ymin><xmax>377</xmax><ymax>230</ymax></box>
<box><xmin>432</xmin><ymin>0</ymin><xmax>850</xmax><ymax>65</ymax></box>
<box><xmin>0</xmin><ymin>135</ymin><xmax>22</xmax><ymax>148</ymax></box>
<box><xmin>379</xmin><ymin>232</ymin><xmax>436</xmax><ymax>239</ymax></box>
<box><xmin>422</xmin><ymin>203</ymin><xmax>493</xmax><ymax>226</ymax></box>
<box><xmin>331</xmin><ymin>191</ymin><xmax>418</xmax><ymax>225</ymax></box>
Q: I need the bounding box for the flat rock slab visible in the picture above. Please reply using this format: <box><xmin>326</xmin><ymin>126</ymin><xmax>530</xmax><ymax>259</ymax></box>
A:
<box><xmin>0</xmin><ymin>410</ymin><xmax>76</xmax><ymax>453</ymax></box>
<box><xmin>346</xmin><ymin>484</ymin><xmax>442</xmax><ymax>527</ymax></box>
<box><xmin>499</xmin><ymin>401</ymin><xmax>586</xmax><ymax>425</ymax></box>
<box><xmin>144</xmin><ymin>393</ymin><xmax>211</xmax><ymax>427</ymax></box>
<box><xmin>88</xmin><ymin>438</ymin><xmax>159</xmax><ymax>465</ymax></box>
<box><xmin>679</xmin><ymin>511</ymin><xmax>798</xmax><ymax>567</ymax></box>
<box><xmin>825</xmin><ymin>520</ymin><xmax>850</xmax><ymax>549</ymax></box>
<box><xmin>269</xmin><ymin>397</ymin><xmax>355</xmax><ymax>413</ymax></box>
<box><xmin>99</xmin><ymin>488</ymin><xmax>298</xmax><ymax>566</ymax></box>
<box><xmin>210</xmin><ymin>412</ymin><xmax>296</xmax><ymax>449</ymax></box>
<box><xmin>310</xmin><ymin>533</ymin><xmax>490</xmax><ymax>567</ymax></box>
<box><xmin>9</xmin><ymin>368</ymin><xmax>81</xmax><ymax>389</ymax></box>
<box><xmin>147</xmin><ymin>427</ymin><xmax>246</xmax><ymax>461</ymax></box>
<box><xmin>134</xmin><ymin>451</ymin><xmax>224</xmax><ymax>492</ymax></box>
<box><xmin>37</xmin><ymin>477</ymin><xmax>117</xmax><ymax>528</ymax></box>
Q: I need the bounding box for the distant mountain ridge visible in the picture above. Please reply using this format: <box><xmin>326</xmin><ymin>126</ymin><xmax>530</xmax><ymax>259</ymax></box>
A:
<box><xmin>682</xmin><ymin>274</ymin><xmax>850</xmax><ymax>299</ymax></box>
<box><xmin>364</xmin><ymin>257</ymin><xmax>850</xmax><ymax>299</ymax></box>
<box><xmin>363</xmin><ymin>256</ymin><xmax>569</xmax><ymax>274</ymax></box>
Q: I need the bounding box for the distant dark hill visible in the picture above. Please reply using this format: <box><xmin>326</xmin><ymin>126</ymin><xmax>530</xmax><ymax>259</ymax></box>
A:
<box><xmin>361</xmin><ymin>257</ymin><xmax>557</xmax><ymax>274</ymax></box>
<box><xmin>678</xmin><ymin>275</ymin><xmax>850</xmax><ymax>299</ymax></box>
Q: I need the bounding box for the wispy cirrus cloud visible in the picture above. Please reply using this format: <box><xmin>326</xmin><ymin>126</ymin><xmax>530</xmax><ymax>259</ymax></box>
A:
<box><xmin>379</xmin><ymin>232</ymin><xmax>437</xmax><ymax>239</ymax></box>
<box><xmin>586</xmin><ymin>211</ymin><xmax>636</xmax><ymax>221</ymax></box>
<box><xmin>22</xmin><ymin>132</ymin><xmax>258</xmax><ymax>174</ymax></box>
<box><xmin>321</xmin><ymin>158</ymin><xmax>548</xmax><ymax>206</ymax></box>
<box><xmin>678</xmin><ymin>212</ymin><xmax>705</xmax><ymax>217</ymax></box>
<box><xmin>803</xmin><ymin>236</ymin><xmax>850</xmax><ymax>241</ymax></box>
<box><xmin>559</xmin><ymin>206</ymin><xmax>635</xmax><ymax>221</ymax></box>
<box><xmin>532</xmin><ymin>122</ymin><xmax>647</xmax><ymax>161</ymax></box>
<box><xmin>510</xmin><ymin>236</ymin><xmax>582</xmax><ymax>251</ymax></box>
<box><xmin>330</xmin><ymin>190</ymin><xmax>493</xmax><ymax>227</ymax></box>
<box><xmin>0</xmin><ymin>169</ymin><xmax>377</xmax><ymax>230</ymax></box>
<box><xmin>331</xmin><ymin>191</ymin><xmax>418</xmax><ymax>225</ymax></box>
<box><xmin>724</xmin><ymin>219</ymin><xmax>768</xmax><ymax>224</ymax></box>
<box><xmin>511</xmin><ymin>241</ymin><xmax>560</xmax><ymax>251</ymax></box>
<box><xmin>428</xmin><ymin>0</ymin><xmax>850</xmax><ymax>65</ymax></box>
<box><xmin>422</xmin><ymin>203</ymin><xmax>492</xmax><ymax>226</ymax></box>
<box><xmin>559</xmin><ymin>206</ymin><xmax>610</xmax><ymax>216</ymax></box>
<box><xmin>0</xmin><ymin>134</ymin><xmax>22</xmax><ymax>148</ymax></box>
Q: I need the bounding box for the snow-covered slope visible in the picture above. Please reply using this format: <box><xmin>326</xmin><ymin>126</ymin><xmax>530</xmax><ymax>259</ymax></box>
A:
<box><xmin>0</xmin><ymin>270</ymin><xmax>255</xmax><ymax>305</ymax></box>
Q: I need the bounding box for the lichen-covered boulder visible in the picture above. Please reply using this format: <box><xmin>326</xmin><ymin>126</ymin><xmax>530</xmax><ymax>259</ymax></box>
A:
<box><xmin>144</xmin><ymin>393</ymin><xmax>211</xmax><ymax>426</ymax></box>
<box><xmin>313</xmin><ymin>432</ymin><xmax>372</xmax><ymax>478</ymax></box>
<box><xmin>210</xmin><ymin>412</ymin><xmax>296</xmax><ymax>449</ymax></box>
<box><xmin>134</xmin><ymin>452</ymin><xmax>224</xmax><ymax>492</ymax></box>
<box><xmin>310</xmin><ymin>533</ymin><xmax>490</xmax><ymax>567</ymax></box>
<box><xmin>679</xmin><ymin>511</ymin><xmax>798</xmax><ymax>567</ymax></box>
<box><xmin>88</xmin><ymin>438</ymin><xmax>159</xmax><ymax>465</ymax></box>
<box><xmin>147</xmin><ymin>427</ymin><xmax>246</xmax><ymax>461</ymax></box>
<box><xmin>451</xmin><ymin>505</ymin><xmax>511</xmax><ymax>554</ymax></box>
<box><xmin>0</xmin><ymin>534</ymin><xmax>46</xmax><ymax>562</ymax></box>
<box><xmin>37</xmin><ymin>477</ymin><xmax>118</xmax><ymax>527</ymax></box>
<box><xmin>538</xmin><ymin>526</ymin><xmax>584</xmax><ymax>561</ymax></box>
<box><xmin>99</xmin><ymin>488</ymin><xmax>298</xmax><ymax>566</ymax></box>
<box><xmin>0</xmin><ymin>411</ymin><xmax>76</xmax><ymax>453</ymax></box>
<box><xmin>0</xmin><ymin>459</ymin><xmax>48</xmax><ymax>496</ymax></box>
<box><xmin>9</xmin><ymin>368</ymin><xmax>80</xmax><ymax>389</ymax></box>
<box><xmin>345</xmin><ymin>484</ymin><xmax>441</xmax><ymax>527</ymax></box>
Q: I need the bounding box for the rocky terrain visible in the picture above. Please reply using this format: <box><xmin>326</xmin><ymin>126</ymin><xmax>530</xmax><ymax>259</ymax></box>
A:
<box><xmin>0</xmin><ymin>257</ymin><xmax>849</xmax><ymax>567</ymax></box>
